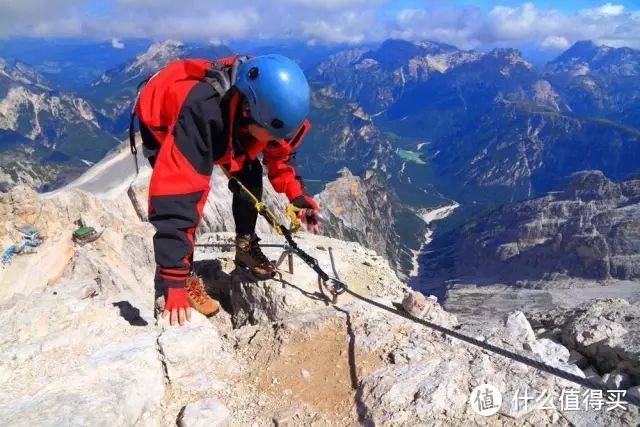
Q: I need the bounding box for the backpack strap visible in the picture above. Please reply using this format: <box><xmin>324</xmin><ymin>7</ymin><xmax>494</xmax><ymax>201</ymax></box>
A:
<box><xmin>129</xmin><ymin>76</ymin><xmax>153</xmax><ymax>175</ymax></box>
<box><xmin>129</xmin><ymin>111</ymin><xmax>138</xmax><ymax>174</ymax></box>
<box><xmin>203</xmin><ymin>55</ymin><xmax>248</xmax><ymax>98</ymax></box>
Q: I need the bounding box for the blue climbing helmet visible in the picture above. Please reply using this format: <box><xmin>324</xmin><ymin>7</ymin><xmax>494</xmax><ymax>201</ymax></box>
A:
<box><xmin>234</xmin><ymin>54</ymin><xmax>310</xmax><ymax>139</ymax></box>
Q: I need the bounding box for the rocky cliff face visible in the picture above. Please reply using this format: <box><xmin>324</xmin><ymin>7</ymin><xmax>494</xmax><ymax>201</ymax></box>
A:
<box><xmin>316</xmin><ymin>168</ymin><xmax>427</xmax><ymax>276</ymax></box>
<box><xmin>423</xmin><ymin>170</ymin><xmax>640</xmax><ymax>284</ymax></box>
<box><xmin>1</xmin><ymin>154</ymin><xmax>635</xmax><ymax>425</ymax></box>
<box><xmin>0</xmin><ymin>59</ymin><xmax>117</xmax><ymax>190</ymax></box>
<box><xmin>528</xmin><ymin>298</ymin><xmax>640</xmax><ymax>389</ymax></box>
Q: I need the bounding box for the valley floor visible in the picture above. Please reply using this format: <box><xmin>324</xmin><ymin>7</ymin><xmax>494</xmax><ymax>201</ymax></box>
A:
<box><xmin>408</xmin><ymin>202</ymin><xmax>459</xmax><ymax>283</ymax></box>
<box><xmin>445</xmin><ymin>279</ymin><xmax>640</xmax><ymax>330</ymax></box>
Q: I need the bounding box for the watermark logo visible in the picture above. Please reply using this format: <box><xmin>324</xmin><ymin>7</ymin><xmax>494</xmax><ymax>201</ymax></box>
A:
<box><xmin>470</xmin><ymin>384</ymin><xmax>502</xmax><ymax>416</ymax></box>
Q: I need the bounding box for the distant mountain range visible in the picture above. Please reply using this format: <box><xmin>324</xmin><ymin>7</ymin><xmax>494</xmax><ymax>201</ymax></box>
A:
<box><xmin>0</xmin><ymin>58</ymin><xmax>116</xmax><ymax>190</ymax></box>
<box><xmin>307</xmin><ymin>39</ymin><xmax>640</xmax><ymax>209</ymax></box>
<box><xmin>0</xmin><ymin>38</ymin><xmax>638</xmax><ymax>279</ymax></box>
<box><xmin>419</xmin><ymin>170</ymin><xmax>640</xmax><ymax>290</ymax></box>
<box><xmin>545</xmin><ymin>40</ymin><xmax>640</xmax><ymax>128</ymax></box>
<box><xmin>0</xmin><ymin>38</ymin><xmax>152</xmax><ymax>91</ymax></box>
<box><xmin>0</xmin><ymin>40</ymin><xmax>232</xmax><ymax>189</ymax></box>
<box><xmin>84</xmin><ymin>40</ymin><xmax>232</xmax><ymax>135</ymax></box>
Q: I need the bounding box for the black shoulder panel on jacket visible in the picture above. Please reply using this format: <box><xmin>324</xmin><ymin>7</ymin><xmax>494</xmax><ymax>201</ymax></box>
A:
<box><xmin>173</xmin><ymin>82</ymin><xmax>227</xmax><ymax>175</ymax></box>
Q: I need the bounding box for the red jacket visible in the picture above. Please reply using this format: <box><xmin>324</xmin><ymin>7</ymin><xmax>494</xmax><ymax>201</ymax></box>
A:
<box><xmin>134</xmin><ymin>57</ymin><xmax>309</xmax><ymax>288</ymax></box>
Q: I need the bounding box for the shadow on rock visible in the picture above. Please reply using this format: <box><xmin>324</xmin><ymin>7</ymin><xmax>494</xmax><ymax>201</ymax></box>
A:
<box><xmin>193</xmin><ymin>259</ymin><xmax>234</xmax><ymax>313</ymax></box>
<box><xmin>112</xmin><ymin>301</ymin><xmax>148</xmax><ymax>326</ymax></box>
<box><xmin>331</xmin><ymin>305</ymin><xmax>371</xmax><ymax>424</ymax></box>
<box><xmin>272</xmin><ymin>276</ymin><xmax>327</xmax><ymax>303</ymax></box>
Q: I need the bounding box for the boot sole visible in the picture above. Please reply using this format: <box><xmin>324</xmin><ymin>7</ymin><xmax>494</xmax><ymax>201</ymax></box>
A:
<box><xmin>203</xmin><ymin>306</ymin><xmax>220</xmax><ymax>317</ymax></box>
<box><xmin>234</xmin><ymin>259</ymin><xmax>276</xmax><ymax>280</ymax></box>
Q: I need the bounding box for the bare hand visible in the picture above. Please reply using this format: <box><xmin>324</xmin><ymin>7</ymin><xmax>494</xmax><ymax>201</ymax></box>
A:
<box><xmin>162</xmin><ymin>307</ymin><xmax>192</xmax><ymax>326</ymax></box>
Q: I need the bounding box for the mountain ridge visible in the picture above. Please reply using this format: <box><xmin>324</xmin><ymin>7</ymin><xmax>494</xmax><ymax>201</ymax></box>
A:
<box><xmin>0</xmin><ymin>58</ymin><xmax>118</xmax><ymax>190</ymax></box>
<box><xmin>420</xmin><ymin>170</ymin><xmax>640</xmax><ymax>288</ymax></box>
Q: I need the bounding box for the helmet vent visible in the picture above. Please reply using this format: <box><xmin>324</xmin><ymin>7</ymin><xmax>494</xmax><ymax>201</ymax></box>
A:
<box><xmin>248</xmin><ymin>67</ymin><xmax>259</xmax><ymax>80</ymax></box>
<box><xmin>271</xmin><ymin>119</ymin><xmax>284</xmax><ymax>129</ymax></box>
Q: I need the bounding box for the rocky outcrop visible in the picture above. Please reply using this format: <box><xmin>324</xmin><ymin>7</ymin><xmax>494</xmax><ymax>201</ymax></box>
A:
<box><xmin>316</xmin><ymin>168</ymin><xmax>427</xmax><ymax>276</ymax></box>
<box><xmin>423</xmin><ymin>170</ymin><xmax>640</xmax><ymax>283</ymax></box>
<box><xmin>1</xmin><ymin>173</ymin><xmax>636</xmax><ymax>425</ymax></box>
<box><xmin>528</xmin><ymin>298</ymin><xmax>640</xmax><ymax>387</ymax></box>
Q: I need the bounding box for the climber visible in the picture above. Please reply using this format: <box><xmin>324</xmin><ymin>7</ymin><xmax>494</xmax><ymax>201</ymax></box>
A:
<box><xmin>132</xmin><ymin>54</ymin><xmax>320</xmax><ymax>326</ymax></box>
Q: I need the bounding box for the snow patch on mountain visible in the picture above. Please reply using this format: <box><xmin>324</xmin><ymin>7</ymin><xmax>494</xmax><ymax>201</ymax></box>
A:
<box><xmin>0</xmin><ymin>86</ymin><xmax>100</xmax><ymax>140</ymax></box>
<box><xmin>126</xmin><ymin>40</ymin><xmax>184</xmax><ymax>74</ymax></box>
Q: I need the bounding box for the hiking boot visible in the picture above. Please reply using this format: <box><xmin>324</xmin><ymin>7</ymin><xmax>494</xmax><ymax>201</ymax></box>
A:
<box><xmin>235</xmin><ymin>234</ymin><xmax>276</xmax><ymax>279</ymax></box>
<box><xmin>185</xmin><ymin>275</ymin><xmax>220</xmax><ymax>316</ymax></box>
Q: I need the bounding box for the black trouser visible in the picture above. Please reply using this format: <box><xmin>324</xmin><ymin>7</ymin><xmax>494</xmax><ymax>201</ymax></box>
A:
<box><xmin>230</xmin><ymin>158</ymin><xmax>263</xmax><ymax>236</ymax></box>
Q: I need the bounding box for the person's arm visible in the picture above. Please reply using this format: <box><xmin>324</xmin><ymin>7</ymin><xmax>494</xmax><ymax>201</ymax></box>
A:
<box><xmin>262</xmin><ymin>121</ymin><xmax>320</xmax><ymax>232</ymax></box>
<box><xmin>148</xmin><ymin>83</ymin><xmax>224</xmax><ymax>325</ymax></box>
<box><xmin>262</xmin><ymin>143</ymin><xmax>304</xmax><ymax>201</ymax></box>
<box><xmin>262</xmin><ymin>119</ymin><xmax>309</xmax><ymax>200</ymax></box>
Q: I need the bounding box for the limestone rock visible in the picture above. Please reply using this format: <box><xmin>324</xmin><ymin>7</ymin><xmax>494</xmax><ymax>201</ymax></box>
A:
<box><xmin>179</xmin><ymin>398</ymin><xmax>230</xmax><ymax>427</ymax></box>
<box><xmin>401</xmin><ymin>290</ymin><xmax>431</xmax><ymax>317</ymax></box>
<box><xmin>316</xmin><ymin>168</ymin><xmax>427</xmax><ymax>275</ymax></box>
<box><xmin>559</xmin><ymin>299</ymin><xmax>640</xmax><ymax>376</ymax></box>
<box><xmin>531</xmin><ymin>338</ymin><xmax>570</xmax><ymax>365</ymax></box>
<box><xmin>358</xmin><ymin>360</ymin><xmax>470</xmax><ymax>425</ymax></box>
<box><xmin>158</xmin><ymin>312</ymin><xmax>238</xmax><ymax>390</ymax></box>
<box><xmin>0</xmin><ymin>278</ymin><xmax>164</xmax><ymax>426</ymax></box>
<box><xmin>505</xmin><ymin>311</ymin><xmax>536</xmax><ymax>347</ymax></box>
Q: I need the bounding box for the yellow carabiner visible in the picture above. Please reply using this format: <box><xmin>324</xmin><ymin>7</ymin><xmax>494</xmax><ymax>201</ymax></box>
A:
<box><xmin>285</xmin><ymin>204</ymin><xmax>302</xmax><ymax>234</ymax></box>
<box><xmin>222</xmin><ymin>166</ymin><xmax>301</xmax><ymax>236</ymax></box>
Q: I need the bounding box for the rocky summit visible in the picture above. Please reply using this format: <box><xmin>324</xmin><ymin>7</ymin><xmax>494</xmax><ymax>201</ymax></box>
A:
<box><xmin>0</xmin><ymin>151</ymin><xmax>638</xmax><ymax>426</ymax></box>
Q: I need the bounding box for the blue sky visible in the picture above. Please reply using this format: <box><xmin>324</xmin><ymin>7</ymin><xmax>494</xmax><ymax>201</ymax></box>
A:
<box><xmin>1</xmin><ymin>1</ymin><xmax>639</xmax><ymax>52</ymax></box>
<box><xmin>385</xmin><ymin>0</ymin><xmax>640</xmax><ymax>13</ymax></box>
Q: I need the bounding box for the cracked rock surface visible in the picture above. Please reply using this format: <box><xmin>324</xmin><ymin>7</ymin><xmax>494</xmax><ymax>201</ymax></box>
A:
<box><xmin>0</xmin><ymin>165</ymin><xmax>637</xmax><ymax>425</ymax></box>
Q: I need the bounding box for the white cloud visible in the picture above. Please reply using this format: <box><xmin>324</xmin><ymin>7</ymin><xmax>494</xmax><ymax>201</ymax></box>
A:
<box><xmin>0</xmin><ymin>0</ymin><xmax>84</xmax><ymax>37</ymax></box>
<box><xmin>111</xmin><ymin>38</ymin><xmax>125</xmax><ymax>49</ymax></box>
<box><xmin>284</xmin><ymin>0</ymin><xmax>370</xmax><ymax>12</ymax></box>
<box><xmin>393</xmin><ymin>2</ymin><xmax>640</xmax><ymax>50</ymax></box>
<box><xmin>393</xmin><ymin>7</ymin><xmax>485</xmax><ymax>49</ymax></box>
<box><xmin>595</xmin><ymin>3</ymin><xmax>625</xmax><ymax>16</ymax></box>
<box><xmin>0</xmin><ymin>1</ymin><xmax>638</xmax><ymax>51</ymax></box>
<box><xmin>541</xmin><ymin>35</ymin><xmax>570</xmax><ymax>50</ymax></box>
